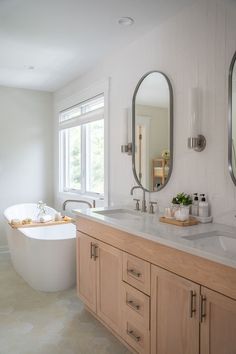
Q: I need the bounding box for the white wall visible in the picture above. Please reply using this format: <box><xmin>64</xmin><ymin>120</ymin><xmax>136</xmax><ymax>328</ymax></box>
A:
<box><xmin>0</xmin><ymin>86</ymin><xmax>53</xmax><ymax>246</ymax></box>
<box><xmin>54</xmin><ymin>0</ymin><xmax>236</xmax><ymax>224</ymax></box>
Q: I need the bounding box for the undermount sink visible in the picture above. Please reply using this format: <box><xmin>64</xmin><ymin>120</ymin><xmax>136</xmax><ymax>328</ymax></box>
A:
<box><xmin>183</xmin><ymin>230</ymin><xmax>236</xmax><ymax>257</ymax></box>
<box><xmin>93</xmin><ymin>208</ymin><xmax>141</xmax><ymax>221</ymax></box>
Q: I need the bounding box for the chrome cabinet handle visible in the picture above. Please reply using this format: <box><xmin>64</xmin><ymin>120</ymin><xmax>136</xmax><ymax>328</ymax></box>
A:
<box><xmin>127</xmin><ymin>269</ymin><xmax>141</xmax><ymax>278</ymax></box>
<box><xmin>94</xmin><ymin>244</ymin><xmax>99</xmax><ymax>260</ymax></box>
<box><xmin>127</xmin><ymin>300</ymin><xmax>140</xmax><ymax>311</ymax></box>
<box><xmin>200</xmin><ymin>295</ymin><xmax>207</xmax><ymax>322</ymax></box>
<box><xmin>90</xmin><ymin>243</ymin><xmax>98</xmax><ymax>260</ymax></box>
<box><xmin>189</xmin><ymin>290</ymin><xmax>196</xmax><ymax>318</ymax></box>
<box><xmin>90</xmin><ymin>243</ymin><xmax>95</xmax><ymax>259</ymax></box>
<box><xmin>127</xmin><ymin>329</ymin><xmax>141</xmax><ymax>342</ymax></box>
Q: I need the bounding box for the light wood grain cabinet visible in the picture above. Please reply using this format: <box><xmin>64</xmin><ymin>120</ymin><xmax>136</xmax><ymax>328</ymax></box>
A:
<box><xmin>151</xmin><ymin>265</ymin><xmax>236</xmax><ymax>354</ymax></box>
<box><xmin>200</xmin><ymin>287</ymin><xmax>236</xmax><ymax>354</ymax></box>
<box><xmin>121</xmin><ymin>282</ymin><xmax>150</xmax><ymax>354</ymax></box>
<box><xmin>151</xmin><ymin>265</ymin><xmax>200</xmax><ymax>354</ymax></box>
<box><xmin>77</xmin><ymin>232</ymin><xmax>123</xmax><ymax>335</ymax></box>
<box><xmin>123</xmin><ymin>253</ymin><xmax>151</xmax><ymax>295</ymax></box>
<box><xmin>96</xmin><ymin>240</ymin><xmax>123</xmax><ymax>334</ymax></box>
<box><xmin>77</xmin><ymin>232</ymin><xmax>97</xmax><ymax>313</ymax></box>
<box><xmin>77</xmin><ymin>220</ymin><xmax>236</xmax><ymax>354</ymax></box>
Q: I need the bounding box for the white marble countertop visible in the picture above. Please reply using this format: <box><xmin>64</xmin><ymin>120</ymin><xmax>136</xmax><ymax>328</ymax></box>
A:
<box><xmin>73</xmin><ymin>207</ymin><xmax>236</xmax><ymax>270</ymax></box>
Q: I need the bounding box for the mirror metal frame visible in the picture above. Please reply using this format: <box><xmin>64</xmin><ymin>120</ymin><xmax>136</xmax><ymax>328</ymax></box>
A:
<box><xmin>228</xmin><ymin>51</ymin><xmax>236</xmax><ymax>186</ymax></box>
<box><xmin>132</xmin><ymin>70</ymin><xmax>174</xmax><ymax>192</ymax></box>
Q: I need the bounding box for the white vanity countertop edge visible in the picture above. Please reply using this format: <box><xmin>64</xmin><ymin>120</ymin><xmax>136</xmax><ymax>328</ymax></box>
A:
<box><xmin>74</xmin><ymin>208</ymin><xmax>236</xmax><ymax>270</ymax></box>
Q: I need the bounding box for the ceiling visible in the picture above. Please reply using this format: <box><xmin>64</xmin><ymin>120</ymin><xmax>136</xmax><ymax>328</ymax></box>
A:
<box><xmin>0</xmin><ymin>0</ymin><xmax>194</xmax><ymax>92</ymax></box>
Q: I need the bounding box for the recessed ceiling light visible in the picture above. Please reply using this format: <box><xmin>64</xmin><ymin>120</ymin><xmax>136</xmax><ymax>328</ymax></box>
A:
<box><xmin>118</xmin><ymin>17</ymin><xmax>134</xmax><ymax>26</ymax></box>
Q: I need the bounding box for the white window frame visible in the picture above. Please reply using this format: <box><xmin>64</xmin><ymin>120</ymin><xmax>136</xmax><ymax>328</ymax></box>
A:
<box><xmin>55</xmin><ymin>79</ymin><xmax>110</xmax><ymax>206</ymax></box>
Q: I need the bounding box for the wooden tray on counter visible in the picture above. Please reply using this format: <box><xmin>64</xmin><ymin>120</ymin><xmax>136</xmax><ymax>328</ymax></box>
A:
<box><xmin>9</xmin><ymin>217</ymin><xmax>75</xmax><ymax>229</ymax></box>
<box><xmin>159</xmin><ymin>216</ymin><xmax>198</xmax><ymax>227</ymax></box>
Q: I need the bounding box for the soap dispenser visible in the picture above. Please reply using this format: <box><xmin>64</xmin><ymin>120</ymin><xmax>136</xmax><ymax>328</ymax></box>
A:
<box><xmin>199</xmin><ymin>194</ymin><xmax>209</xmax><ymax>217</ymax></box>
<box><xmin>191</xmin><ymin>193</ymin><xmax>199</xmax><ymax>216</ymax></box>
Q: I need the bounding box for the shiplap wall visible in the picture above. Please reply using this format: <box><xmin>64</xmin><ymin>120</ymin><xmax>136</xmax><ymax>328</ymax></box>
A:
<box><xmin>54</xmin><ymin>0</ymin><xmax>236</xmax><ymax>224</ymax></box>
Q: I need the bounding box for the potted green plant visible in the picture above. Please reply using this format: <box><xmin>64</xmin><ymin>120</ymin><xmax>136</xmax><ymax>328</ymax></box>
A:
<box><xmin>172</xmin><ymin>192</ymin><xmax>192</xmax><ymax>206</ymax></box>
<box><xmin>171</xmin><ymin>193</ymin><xmax>192</xmax><ymax>221</ymax></box>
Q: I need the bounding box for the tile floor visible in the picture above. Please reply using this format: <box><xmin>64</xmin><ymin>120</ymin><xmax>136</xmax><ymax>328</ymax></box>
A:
<box><xmin>0</xmin><ymin>252</ymin><xmax>131</xmax><ymax>354</ymax></box>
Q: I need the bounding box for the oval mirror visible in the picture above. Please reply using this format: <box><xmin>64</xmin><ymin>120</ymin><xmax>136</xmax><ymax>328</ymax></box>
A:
<box><xmin>132</xmin><ymin>71</ymin><xmax>173</xmax><ymax>192</ymax></box>
<box><xmin>229</xmin><ymin>51</ymin><xmax>236</xmax><ymax>185</ymax></box>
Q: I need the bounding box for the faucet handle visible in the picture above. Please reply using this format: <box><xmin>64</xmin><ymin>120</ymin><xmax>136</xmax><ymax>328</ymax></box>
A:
<box><xmin>149</xmin><ymin>201</ymin><xmax>157</xmax><ymax>214</ymax></box>
<box><xmin>133</xmin><ymin>199</ymin><xmax>140</xmax><ymax>211</ymax></box>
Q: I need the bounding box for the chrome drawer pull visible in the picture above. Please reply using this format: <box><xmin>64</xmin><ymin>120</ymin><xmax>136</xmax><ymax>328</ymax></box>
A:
<box><xmin>94</xmin><ymin>244</ymin><xmax>99</xmax><ymax>260</ymax></box>
<box><xmin>189</xmin><ymin>290</ymin><xmax>196</xmax><ymax>318</ymax></box>
<box><xmin>200</xmin><ymin>295</ymin><xmax>207</xmax><ymax>322</ymax></box>
<box><xmin>127</xmin><ymin>269</ymin><xmax>141</xmax><ymax>278</ymax></box>
<box><xmin>127</xmin><ymin>329</ymin><xmax>141</xmax><ymax>342</ymax></box>
<box><xmin>127</xmin><ymin>300</ymin><xmax>140</xmax><ymax>311</ymax></box>
<box><xmin>90</xmin><ymin>243</ymin><xmax>98</xmax><ymax>261</ymax></box>
<box><xmin>90</xmin><ymin>243</ymin><xmax>95</xmax><ymax>259</ymax></box>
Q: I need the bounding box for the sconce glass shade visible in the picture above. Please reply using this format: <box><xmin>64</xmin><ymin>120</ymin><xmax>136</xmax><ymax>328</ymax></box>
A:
<box><xmin>188</xmin><ymin>87</ymin><xmax>206</xmax><ymax>152</ymax></box>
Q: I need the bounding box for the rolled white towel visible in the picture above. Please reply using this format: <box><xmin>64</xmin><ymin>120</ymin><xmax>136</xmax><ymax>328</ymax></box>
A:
<box><xmin>39</xmin><ymin>215</ymin><xmax>52</xmax><ymax>223</ymax></box>
<box><xmin>10</xmin><ymin>219</ymin><xmax>21</xmax><ymax>226</ymax></box>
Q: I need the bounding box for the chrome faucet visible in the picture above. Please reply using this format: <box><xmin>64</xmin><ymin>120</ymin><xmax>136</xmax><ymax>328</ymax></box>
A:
<box><xmin>62</xmin><ymin>199</ymin><xmax>95</xmax><ymax>211</ymax></box>
<box><xmin>130</xmin><ymin>186</ymin><xmax>147</xmax><ymax>212</ymax></box>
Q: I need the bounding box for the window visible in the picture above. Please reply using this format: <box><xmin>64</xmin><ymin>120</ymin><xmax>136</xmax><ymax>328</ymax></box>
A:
<box><xmin>59</xmin><ymin>94</ymin><xmax>104</xmax><ymax>196</ymax></box>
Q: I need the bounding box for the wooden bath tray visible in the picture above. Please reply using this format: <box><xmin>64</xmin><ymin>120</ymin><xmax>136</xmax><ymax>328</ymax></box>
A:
<box><xmin>159</xmin><ymin>216</ymin><xmax>198</xmax><ymax>227</ymax></box>
<box><xmin>9</xmin><ymin>217</ymin><xmax>75</xmax><ymax>229</ymax></box>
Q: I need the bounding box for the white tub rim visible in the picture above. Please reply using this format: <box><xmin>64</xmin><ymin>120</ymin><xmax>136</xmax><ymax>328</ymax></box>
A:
<box><xmin>4</xmin><ymin>203</ymin><xmax>76</xmax><ymax>241</ymax></box>
<box><xmin>3</xmin><ymin>203</ymin><xmax>55</xmax><ymax>220</ymax></box>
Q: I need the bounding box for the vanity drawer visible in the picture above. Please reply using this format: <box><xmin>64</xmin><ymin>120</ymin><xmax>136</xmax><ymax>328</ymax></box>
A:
<box><xmin>121</xmin><ymin>282</ymin><xmax>150</xmax><ymax>329</ymax></box>
<box><xmin>122</xmin><ymin>317</ymin><xmax>150</xmax><ymax>354</ymax></box>
<box><xmin>123</xmin><ymin>253</ymin><xmax>150</xmax><ymax>295</ymax></box>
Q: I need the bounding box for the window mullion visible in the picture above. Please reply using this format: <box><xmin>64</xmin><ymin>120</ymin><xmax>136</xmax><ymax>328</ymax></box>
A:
<box><xmin>81</xmin><ymin>125</ymin><xmax>86</xmax><ymax>193</ymax></box>
<box><xmin>65</xmin><ymin>130</ymin><xmax>70</xmax><ymax>190</ymax></box>
<box><xmin>86</xmin><ymin>123</ymin><xmax>91</xmax><ymax>194</ymax></box>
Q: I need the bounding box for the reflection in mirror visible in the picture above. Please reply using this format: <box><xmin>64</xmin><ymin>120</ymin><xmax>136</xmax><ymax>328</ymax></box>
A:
<box><xmin>132</xmin><ymin>71</ymin><xmax>173</xmax><ymax>192</ymax></box>
<box><xmin>229</xmin><ymin>52</ymin><xmax>236</xmax><ymax>185</ymax></box>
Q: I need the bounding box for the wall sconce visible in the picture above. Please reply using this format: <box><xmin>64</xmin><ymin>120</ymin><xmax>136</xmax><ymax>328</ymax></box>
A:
<box><xmin>188</xmin><ymin>135</ymin><xmax>206</xmax><ymax>152</ymax></box>
<box><xmin>121</xmin><ymin>108</ymin><xmax>132</xmax><ymax>155</ymax></box>
<box><xmin>188</xmin><ymin>87</ymin><xmax>206</xmax><ymax>152</ymax></box>
<box><xmin>121</xmin><ymin>143</ymin><xmax>132</xmax><ymax>155</ymax></box>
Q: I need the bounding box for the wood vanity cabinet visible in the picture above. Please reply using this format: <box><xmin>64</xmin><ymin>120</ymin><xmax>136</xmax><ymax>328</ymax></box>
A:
<box><xmin>200</xmin><ymin>287</ymin><xmax>236</xmax><ymax>354</ymax></box>
<box><xmin>76</xmin><ymin>218</ymin><xmax>236</xmax><ymax>354</ymax></box>
<box><xmin>121</xmin><ymin>254</ymin><xmax>151</xmax><ymax>354</ymax></box>
<box><xmin>151</xmin><ymin>265</ymin><xmax>236</xmax><ymax>354</ymax></box>
<box><xmin>77</xmin><ymin>232</ymin><xmax>97</xmax><ymax>312</ymax></box>
<box><xmin>151</xmin><ymin>265</ymin><xmax>200</xmax><ymax>354</ymax></box>
<box><xmin>77</xmin><ymin>231</ymin><xmax>123</xmax><ymax>335</ymax></box>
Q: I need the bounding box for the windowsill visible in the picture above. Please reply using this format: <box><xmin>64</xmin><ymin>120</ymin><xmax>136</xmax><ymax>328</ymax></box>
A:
<box><xmin>58</xmin><ymin>191</ymin><xmax>105</xmax><ymax>204</ymax></box>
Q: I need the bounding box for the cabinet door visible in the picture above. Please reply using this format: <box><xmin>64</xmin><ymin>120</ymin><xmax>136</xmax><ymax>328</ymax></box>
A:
<box><xmin>151</xmin><ymin>265</ymin><xmax>200</xmax><ymax>354</ymax></box>
<box><xmin>77</xmin><ymin>232</ymin><xmax>97</xmax><ymax>313</ymax></box>
<box><xmin>201</xmin><ymin>287</ymin><xmax>236</xmax><ymax>354</ymax></box>
<box><xmin>96</xmin><ymin>241</ymin><xmax>123</xmax><ymax>335</ymax></box>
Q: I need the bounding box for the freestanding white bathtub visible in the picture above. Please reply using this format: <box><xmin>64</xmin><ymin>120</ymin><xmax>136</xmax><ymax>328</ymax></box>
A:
<box><xmin>4</xmin><ymin>203</ymin><xmax>76</xmax><ymax>292</ymax></box>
